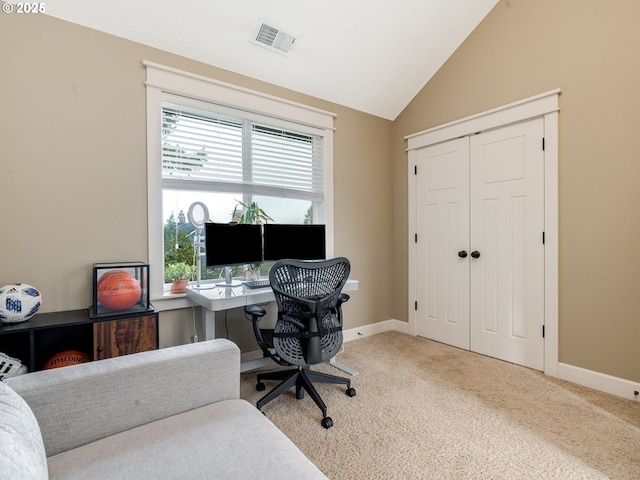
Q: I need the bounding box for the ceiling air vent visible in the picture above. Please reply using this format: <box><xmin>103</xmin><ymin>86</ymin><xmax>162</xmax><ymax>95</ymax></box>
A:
<box><xmin>252</xmin><ymin>20</ymin><xmax>296</xmax><ymax>55</ymax></box>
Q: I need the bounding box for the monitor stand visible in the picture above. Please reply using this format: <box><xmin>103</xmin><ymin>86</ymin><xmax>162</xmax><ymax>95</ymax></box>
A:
<box><xmin>216</xmin><ymin>266</ymin><xmax>241</xmax><ymax>288</ymax></box>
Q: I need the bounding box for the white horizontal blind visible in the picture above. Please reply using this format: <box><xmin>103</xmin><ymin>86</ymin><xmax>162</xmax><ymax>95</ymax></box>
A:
<box><xmin>162</xmin><ymin>103</ymin><xmax>323</xmax><ymax>200</ymax></box>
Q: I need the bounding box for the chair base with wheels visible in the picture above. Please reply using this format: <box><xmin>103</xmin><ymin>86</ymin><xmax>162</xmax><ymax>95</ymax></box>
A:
<box><xmin>255</xmin><ymin>365</ymin><xmax>356</xmax><ymax>429</ymax></box>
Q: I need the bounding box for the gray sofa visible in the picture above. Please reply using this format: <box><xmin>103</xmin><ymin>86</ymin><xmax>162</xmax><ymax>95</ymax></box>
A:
<box><xmin>0</xmin><ymin>339</ymin><xmax>327</xmax><ymax>480</ymax></box>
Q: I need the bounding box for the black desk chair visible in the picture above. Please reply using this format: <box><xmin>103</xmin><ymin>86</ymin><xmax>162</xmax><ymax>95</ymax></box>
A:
<box><xmin>244</xmin><ymin>257</ymin><xmax>356</xmax><ymax>428</ymax></box>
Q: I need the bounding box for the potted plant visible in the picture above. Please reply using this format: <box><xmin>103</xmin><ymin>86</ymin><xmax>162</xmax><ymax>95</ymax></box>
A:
<box><xmin>232</xmin><ymin>200</ymin><xmax>273</xmax><ymax>280</ymax></box>
<box><xmin>232</xmin><ymin>200</ymin><xmax>273</xmax><ymax>225</ymax></box>
<box><xmin>164</xmin><ymin>262</ymin><xmax>193</xmax><ymax>294</ymax></box>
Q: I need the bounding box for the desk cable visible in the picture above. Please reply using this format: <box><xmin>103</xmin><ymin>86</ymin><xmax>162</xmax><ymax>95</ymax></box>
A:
<box><xmin>191</xmin><ymin>307</ymin><xmax>198</xmax><ymax>343</ymax></box>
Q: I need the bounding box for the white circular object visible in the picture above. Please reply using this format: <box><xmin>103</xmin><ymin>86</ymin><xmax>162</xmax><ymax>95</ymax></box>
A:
<box><xmin>0</xmin><ymin>283</ymin><xmax>42</xmax><ymax>323</ymax></box>
<box><xmin>187</xmin><ymin>201</ymin><xmax>209</xmax><ymax>230</ymax></box>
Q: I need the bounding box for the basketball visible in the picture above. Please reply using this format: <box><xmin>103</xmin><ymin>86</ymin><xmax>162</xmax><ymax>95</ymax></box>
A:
<box><xmin>97</xmin><ymin>269</ymin><xmax>131</xmax><ymax>289</ymax></box>
<box><xmin>43</xmin><ymin>350</ymin><xmax>90</xmax><ymax>370</ymax></box>
<box><xmin>97</xmin><ymin>275</ymin><xmax>141</xmax><ymax>311</ymax></box>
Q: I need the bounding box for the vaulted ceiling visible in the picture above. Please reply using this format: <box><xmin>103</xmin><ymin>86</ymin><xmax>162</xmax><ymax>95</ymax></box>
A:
<box><xmin>42</xmin><ymin>0</ymin><xmax>499</xmax><ymax>120</ymax></box>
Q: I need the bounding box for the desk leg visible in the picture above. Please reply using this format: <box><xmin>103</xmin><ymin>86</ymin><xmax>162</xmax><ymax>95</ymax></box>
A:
<box><xmin>329</xmin><ymin>356</ymin><xmax>359</xmax><ymax>376</ymax></box>
<box><xmin>202</xmin><ymin>307</ymin><xmax>216</xmax><ymax>341</ymax></box>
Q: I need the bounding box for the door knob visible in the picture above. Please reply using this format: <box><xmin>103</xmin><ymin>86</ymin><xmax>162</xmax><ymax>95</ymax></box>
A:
<box><xmin>471</xmin><ymin>251</ymin><xmax>481</xmax><ymax>259</ymax></box>
<box><xmin>458</xmin><ymin>251</ymin><xmax>468</xmax><ymax>258</ymax></box>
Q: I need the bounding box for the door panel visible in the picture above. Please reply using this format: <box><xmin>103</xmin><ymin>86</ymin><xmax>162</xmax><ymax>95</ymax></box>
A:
<box><xmin>93</xmin><ymin>315</ymin><xmax>157</xmax><ymax>360</ymax></box>
<box><xmin>415</xmin><ymin>137</ymin><xmax>470</xmax><ymax>349</ymax></box>
<box><xmin>469</xmin><ymin>118</ymin><xmax>545</xmax><ymax>370</ymax></box>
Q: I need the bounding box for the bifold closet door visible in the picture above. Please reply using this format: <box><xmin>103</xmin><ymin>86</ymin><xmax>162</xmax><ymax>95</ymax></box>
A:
<box><xmin>415</xmin><ymin>118</ymin><xmax>545</xmax><ymax>370</ymax></box>
<box><xmin>415</xmin><ymin>137</ymin><xmax>470</xmax><ymax>350</ymax></box>
<box><xmin>469</xmin><ymin>118</ymin><xmax>545</xmax><ymax>370</ymax></box>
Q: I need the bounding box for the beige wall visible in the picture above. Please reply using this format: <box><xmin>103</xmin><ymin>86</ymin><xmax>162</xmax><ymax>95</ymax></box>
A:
<box><xmin>394</xmin><ymin>0</ymin><xmax>640</xmax><ymax>382</ymax></box>
<box><xmin>0</xmin><ymin>10</ymin><xmax>393</xmax><ymax>349</ymax></box>
<box><xmin>3</xmin><ymin>0</ymin><xmax>639</xmax><ymax>384</ymax></box>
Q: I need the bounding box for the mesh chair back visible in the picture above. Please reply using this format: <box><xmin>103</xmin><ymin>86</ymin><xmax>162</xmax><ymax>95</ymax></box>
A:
<box><xmin>269</xmin><ymin>257</ymin><xmax>350</xmax><ymax>366</ymax></box>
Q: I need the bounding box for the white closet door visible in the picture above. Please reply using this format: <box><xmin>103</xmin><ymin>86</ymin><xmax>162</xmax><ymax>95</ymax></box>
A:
<box><xmin>469</xmin><ymin>118</ymin><xmax>545</xmax><ymax>370</ymax></box>
<box><xmin>415</xmin><ymin>137</ymin><xmax>470</xmax><ymax>349</ymax></box>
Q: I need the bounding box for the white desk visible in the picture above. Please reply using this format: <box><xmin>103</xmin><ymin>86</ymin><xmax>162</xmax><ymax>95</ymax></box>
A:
<box><xmin>186</xmin><ymin>279</ymin><xmax>359</xmax><ymax>374</ymax></box>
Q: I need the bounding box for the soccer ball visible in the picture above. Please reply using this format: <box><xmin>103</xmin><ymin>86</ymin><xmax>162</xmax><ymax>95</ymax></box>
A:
<box><xmin>0</xmin><ymin>283</ymin><xmax>42</xmax><ymax>323</ymax></box>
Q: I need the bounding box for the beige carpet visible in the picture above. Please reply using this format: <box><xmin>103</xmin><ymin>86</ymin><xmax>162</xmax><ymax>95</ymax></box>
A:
<box><xmin>240</xmin><ymin>331</ymin><xmax>640</xmax><ymax>479</ymax></box>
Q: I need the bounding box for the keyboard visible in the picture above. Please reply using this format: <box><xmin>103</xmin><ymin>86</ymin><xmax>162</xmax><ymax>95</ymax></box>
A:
<box><xmin>243</xmin><ymin>279</ymin><xmax>270</xmax><ymax>289</ymax></box>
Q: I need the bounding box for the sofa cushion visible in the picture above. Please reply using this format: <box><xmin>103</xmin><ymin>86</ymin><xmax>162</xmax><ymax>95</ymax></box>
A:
<box><xmin>47</xmin><ymin>399</ymin><xmax>327</xmax><ymax>480</ymax></box>
<box><xmin>0</xmin><ymin>381</ymin><xmax>48</xmax><ymax>480</ymax></box>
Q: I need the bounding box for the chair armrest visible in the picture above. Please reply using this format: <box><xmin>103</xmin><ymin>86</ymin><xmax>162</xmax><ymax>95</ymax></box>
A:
<box><xmin>245</xmin><ymin>304</ymin><xmax>294</xmax><ymax>366</ymax></box>
<box><xmin>245</xmin><ymin>304</ymin><xmax>266</xmax><ymax>318</ymax></box>
<box><xmin>337</xmin><ymin>293</ymin><xmax>350</xmax><ymax>305</ymax></box>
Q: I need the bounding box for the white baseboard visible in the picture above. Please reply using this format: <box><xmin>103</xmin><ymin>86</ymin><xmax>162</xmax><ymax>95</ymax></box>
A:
<box><xmin>558</xmin><ymin>362</ymin><xmax>640</xmax><ymax>402</ymax></box>
<box><xmin>242</xmin><ymin>319</ymin><xmax>640</xmax><ymax>403</ymax></box>
<box><xmin>241</xmin><ymin>348</ymin><xmax>266</xmax><ymax>364</ymax></box>
<box><xmin>342</xmin><ymin>318</ymin><xmax>408</xmax><ymax>343</ymax></box>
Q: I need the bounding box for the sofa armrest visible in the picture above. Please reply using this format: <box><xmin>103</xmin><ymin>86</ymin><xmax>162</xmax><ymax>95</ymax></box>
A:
<box><xmin>5</xmin><ymin>339</ymin><xmax>240</xmax><ymax>457</ymax></box>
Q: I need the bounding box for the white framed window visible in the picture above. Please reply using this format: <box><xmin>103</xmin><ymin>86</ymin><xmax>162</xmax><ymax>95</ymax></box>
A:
<box><xmin>145</xmin><ymin>62</ymin><xmax>336</xmax><ymax>300</ymax></box>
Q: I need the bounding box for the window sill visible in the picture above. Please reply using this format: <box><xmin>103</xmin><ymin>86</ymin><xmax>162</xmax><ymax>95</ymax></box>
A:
<box><xmin>151</xmin><ymin>291</ymin><xmax>198</xmax><ymax>311</ymax></box>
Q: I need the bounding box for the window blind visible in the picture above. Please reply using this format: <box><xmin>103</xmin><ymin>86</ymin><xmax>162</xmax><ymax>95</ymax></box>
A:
<box><xmin>162</xmin><ymin>104</ymin><xmax>323</xmax><ymax>200</ymax></box>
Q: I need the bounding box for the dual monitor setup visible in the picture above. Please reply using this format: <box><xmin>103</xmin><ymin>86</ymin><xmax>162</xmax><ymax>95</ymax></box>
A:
<box><xmin>203</xmin><ymin>223</ymin><xmax>326</xmax><ymax>287</ymax></box>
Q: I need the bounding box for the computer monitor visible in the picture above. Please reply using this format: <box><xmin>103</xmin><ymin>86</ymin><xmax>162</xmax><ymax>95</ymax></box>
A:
<box><xmin>263</xmin><ymin>224</ymin><xmax>326</xmax><ymax>261</ymax></box>
<box><xmin>204</xmin><ymin>223</ymin><xmax>263</xmax><ymax>286</ymax></box>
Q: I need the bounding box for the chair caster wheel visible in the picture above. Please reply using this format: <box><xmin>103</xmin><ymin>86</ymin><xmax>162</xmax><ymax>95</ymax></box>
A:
<box><xmin>346</xmin><ymin>387</ymin><xmax>356</xmax><ymax>397</ymax></box>
<box><xmin>321</xmin><ymin>417</ymin><xmax>333</xmax><ymax>429</ymax></box>
<box><xmin>256</xmin><ymin>382</ymin><xmax>266</xmax><ymax>391</ymax></box>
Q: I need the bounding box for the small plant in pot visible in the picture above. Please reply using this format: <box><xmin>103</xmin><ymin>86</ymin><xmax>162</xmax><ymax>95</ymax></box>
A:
<box><xmin>165</xmin><ymin>262</ymin><xmax>194</xmax><ymax>294</ymax></box>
